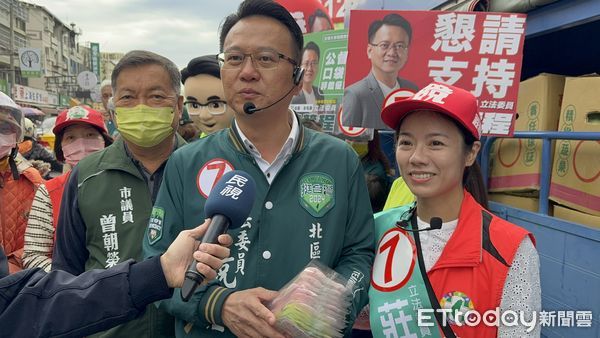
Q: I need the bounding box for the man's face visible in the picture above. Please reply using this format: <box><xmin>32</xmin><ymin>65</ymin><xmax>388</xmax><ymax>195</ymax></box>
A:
<box><xmin>113</xmin><ymin>64</ymin><xmax>182</xmax><ymax>131</ymax></box>
<box><xmin>184</xmin><ymin>74</ymin><xmax>233</xmax><ymax>135</ymax></box>
<box><xmin>101</xmin><ymin>85</ymin><xmax>113</xmax><ymax>119</ymax></box>
<box><xmin>367</xmin><ymin>24</ymin><xmax>410</xmax><ymax>76</ymax></box>
<box><xmin>301</xmin><ymin>49</ymin><xmax>319</xmax><ymax>86</ymax></box>
<box><xmin>220</xmin><ymin>15</ymin><xmax>300</xmax><ymax>115</ymax></box>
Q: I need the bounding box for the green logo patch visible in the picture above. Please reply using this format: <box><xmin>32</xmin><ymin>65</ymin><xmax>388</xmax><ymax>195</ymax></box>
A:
<box><xmin>147</xmin><ymin>207</ymin><xmax>165</xmax><ymax>245</ymax></box>
<box><xmin>298</xmin><ymin>173</ymin><xmax>335</xmax><ymax>217</ymax></box>
<box><xmin>66</xmin><ymin>106</ymin><xmax>89</xmax><ymax>120</ymax></box>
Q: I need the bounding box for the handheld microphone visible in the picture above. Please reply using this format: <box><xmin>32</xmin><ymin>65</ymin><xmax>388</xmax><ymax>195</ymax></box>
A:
<box><xmin>396</xmin><ymin>217</ymin><xmax>443</xmax><ymax>232</ymax></box>
<box><xmin>243</xmin><ymin>85</ymin><xmax>298</xmax><ymax>114</ymax></box>
<box><xmin>181</xmin><ymin>170</ymin><xmax>256</xmax><ymax>301</ymax></box>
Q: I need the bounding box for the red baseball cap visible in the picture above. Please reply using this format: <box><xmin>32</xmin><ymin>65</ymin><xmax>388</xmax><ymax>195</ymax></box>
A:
<box><xmin>53</xmin><ymin>106</ymin><xmax>107</xmax><ymax>135</ymax></box>
<box><xmin>381</xmin><ymin>82</ymin><xmax>482</xmax><ymax>140</ymax></box>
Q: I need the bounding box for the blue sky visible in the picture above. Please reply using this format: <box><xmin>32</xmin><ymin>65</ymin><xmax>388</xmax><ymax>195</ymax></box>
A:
<box><xmin>24</xmin><ymin>0</ymin><xmax>242</xmax><ymax>68</ymax></box>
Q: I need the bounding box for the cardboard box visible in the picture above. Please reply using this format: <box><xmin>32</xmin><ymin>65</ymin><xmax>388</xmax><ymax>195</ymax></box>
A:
<box><xmin>488</xmin><ymin>193</ymin><xmax>541</xmax><ymax>213</ymax></box>
<box><xmin>549</xmin><ymin>76</ymin><xmax>600</xmax><ymax>216</ymax></box>
<box><xmin>489</xmin><ymin>73</ymin><xmax>565</xmax><ymax>193</ymax></box>
<box><xmin>554</xmin><ymin>205</ymin><xmax>600</xmax><ymax>229</ymax></box>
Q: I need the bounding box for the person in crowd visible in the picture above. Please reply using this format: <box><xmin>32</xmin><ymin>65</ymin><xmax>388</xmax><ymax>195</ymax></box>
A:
<box><xmin>143</xmin><ymin>1</ymin><xmax>375</xmax><ymax>337</ymax></box>
<box><xmin>291</xmin><ymin>42</ymin><xmax>324</xmax><ymax>106</ymax></box>
<box><xmin>177</xmin><ymin>106</ymin><xmax>200</xmax><ymax>142</ymax></box>
<box><xmin>181</xmin><ymin>54</ymin><xmax>235</xmax><ymax>137</ymax></box>
<box><xmin>349</xmin><ymin>130</ymin><xmax>393</xmax><ymax>213</ymax></box>
<box><xmin>308</xmin><ymin>8</ymin><xmax>333</xmax><ymax>32</ymax></box>
<box><xmin>2</xmin><ymin>221</ymin><xmax>232</xmax><ymax>338</ymax></box>
<box><xmin>22</xmin><ymin>106</ymin><xmax>112</xmax><ymax>272</ymax></box>
<box><xmin>342</xmin><ymin>13</ymin><xmax>418</xmax><ymax>129</ymax></box>
<box><xmin>51</xmin><ymin>50</ymin><xmax>187</xmax><ymax>337</ymax></box>
<box><xmin>370</xmin><ymin>82</ymin><xmax>541</xmax><ymax>337</ymax></box>
<box><xmin>100</xmin><ymin>79</ymin><xmax>118</xmax><ymax>137</ymax></box>
<box><xmin>383</xmin><ymin>175</ymin><xmax>415</xmax><ymax>210</ymax></box>
<box><xmin>18</xmin><ymin>117</ymin><xmax>63</xmax><ymax>176</ymax></box>
<box><xmin>0</xmin><ymin>92</ymin><xmax>44</xmax><ymax>274</ymax></box>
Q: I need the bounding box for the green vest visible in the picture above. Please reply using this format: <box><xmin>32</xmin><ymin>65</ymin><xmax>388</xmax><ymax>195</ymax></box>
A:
<box><xmin>76</xmin><ymin>137</ymin><xmax>185</xmax><ymax>338</ymax></box>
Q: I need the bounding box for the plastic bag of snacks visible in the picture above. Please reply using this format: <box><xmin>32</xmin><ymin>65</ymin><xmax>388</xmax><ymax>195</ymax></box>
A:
<box><xmin>268</xmin><ymin>260</ymin><xmax>355</xmax><ymax>338</ymax></box>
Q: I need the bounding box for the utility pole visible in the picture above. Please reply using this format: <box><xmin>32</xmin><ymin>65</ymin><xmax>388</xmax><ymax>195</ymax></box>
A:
<box><xmin>9</xmin><ymin>0</ymin><xmax>15</xmax><ymax>97</ymax></box>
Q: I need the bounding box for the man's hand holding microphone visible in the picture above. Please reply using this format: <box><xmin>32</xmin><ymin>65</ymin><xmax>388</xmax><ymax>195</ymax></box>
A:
<box><xmin>160</xmin><ymin>220</ymin><xmax>233</xmax><ymax>289</ymax></box>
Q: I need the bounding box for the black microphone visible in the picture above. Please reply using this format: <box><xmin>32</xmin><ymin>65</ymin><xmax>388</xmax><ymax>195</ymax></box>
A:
<box><xmin>396</xmin><ymin>217</ymin><xmax>443</xmax><ymax>232</ymax></box>
<box><xmin>243</xmin><ymin>85</ymin><xmax>298</xmax><ymax>114</ymax></box>
<box><xmin>243</xmin><ymin>102</ymin><xmax>257</xmax><ymax>114</ymax></box>
<box><xmin>181</xmin><ymin>170</ymin><xmax>256</xmax><ymax>302</ymax></box>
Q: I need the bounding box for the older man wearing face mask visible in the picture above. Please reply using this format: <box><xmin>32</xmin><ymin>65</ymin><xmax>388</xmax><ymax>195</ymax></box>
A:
<box><xmin>51</xmin><ymin>50</ymin><xmax>186</xmax><ymax>338</ymax></box>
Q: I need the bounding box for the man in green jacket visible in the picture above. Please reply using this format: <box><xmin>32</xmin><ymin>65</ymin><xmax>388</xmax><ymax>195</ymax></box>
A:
<box><xmin>52</xmin><ymin>50</ymin><xmax>186</xmax><ymax>337</ymax></box>
<box><xmin>143</xmin><ymin>1</ymin><xmax>375</xmax><ymax>337</ymax></box>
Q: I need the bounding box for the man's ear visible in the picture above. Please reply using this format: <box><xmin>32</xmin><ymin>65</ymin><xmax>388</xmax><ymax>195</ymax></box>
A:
<box><xmin>367</xmin><ymin>43</ymin><xmax>373</xmax><ymax>60</ymax></box>
<box><xmin>109</xmin><ymin>109</ymin><xmax>117</xmax><ymax>127</ymax></box>
<box><xmin>177</xmin><ymin>95</ymin><xmax>184</xmax><ymax>119</ymax></box>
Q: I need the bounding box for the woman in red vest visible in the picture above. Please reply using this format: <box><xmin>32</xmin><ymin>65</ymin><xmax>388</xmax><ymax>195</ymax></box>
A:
<box><xmin>22</xmin><ymin>106</ymin><xmax>112</xmax><ymax>271</ymax></box>
<box><xmin>1</xmin><ymin>92</ymin><xmax>44</xmax><ymax>274</ymax></box>
<box><xmin>369</xmin><ymin>82</ymin><xmax>541</xmax><ymax>338</ymax></box>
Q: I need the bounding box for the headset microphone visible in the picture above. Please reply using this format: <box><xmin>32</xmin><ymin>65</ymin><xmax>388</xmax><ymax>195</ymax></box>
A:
<box><xmin>243</xmin><ymin>65</ymin><xmax>304</xmax><ymax>114</ymax></box>
<box><xmin>243</xmin><ymin>84</ymin><xmax>298</xmax><ymax>114</ymax></box>
<box><xmin>396</xmin><ymin>217</ymin><xmax>443</xmax><ymax>232</ymax></box>
<box><xmin>243</xmin><ymin>102</ymin><xmax>257</xmax><ymax>114</ymax></box>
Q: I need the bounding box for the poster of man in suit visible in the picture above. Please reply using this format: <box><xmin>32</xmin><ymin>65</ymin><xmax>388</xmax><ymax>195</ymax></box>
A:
<box><xmin>341</xmin><ymin>10</ymin><xmax>526</xmax><ymax>136</ymax></box>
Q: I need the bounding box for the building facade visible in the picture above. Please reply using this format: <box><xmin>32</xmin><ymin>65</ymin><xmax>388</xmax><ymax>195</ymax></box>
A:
<box><xmin>0</xmin><ymin>0</ymin><xmax>28</xmax><ymax>95</ymax></box>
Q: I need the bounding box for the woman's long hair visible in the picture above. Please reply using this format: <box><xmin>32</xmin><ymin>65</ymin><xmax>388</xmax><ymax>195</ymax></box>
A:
<box><xmin>455</xmin><ymin>121</ymin><xmax>488</xmax><ymax>208</ymax></box>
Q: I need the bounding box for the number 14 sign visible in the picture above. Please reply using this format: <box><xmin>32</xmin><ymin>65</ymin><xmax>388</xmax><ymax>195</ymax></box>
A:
<box><xmin>371</xmin><ymin>228</ymin><xmax>417</xmax><ymax>292</ymax></box>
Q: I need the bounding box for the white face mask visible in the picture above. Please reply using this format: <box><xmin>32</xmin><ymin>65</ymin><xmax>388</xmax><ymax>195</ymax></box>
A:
<box><xmin>0</xmin><ymin>132</ymin><xmax>16</xmax><ymax>159</ymax></box>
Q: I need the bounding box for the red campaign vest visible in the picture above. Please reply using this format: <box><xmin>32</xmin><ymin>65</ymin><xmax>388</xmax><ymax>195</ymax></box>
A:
<box><xmin>45</xmin><ymin>171</ymin><xmax>71</xmax><ymax>232</ymax></box>
<box><xmin>427</xmin><ymin>192</ymin><xmax>535</xmax><ymax>338</ymax></box>
<box><xmin>0</xmin><ymin>167</ymin><xmax>44</xmax><ymax>273</ymax></box>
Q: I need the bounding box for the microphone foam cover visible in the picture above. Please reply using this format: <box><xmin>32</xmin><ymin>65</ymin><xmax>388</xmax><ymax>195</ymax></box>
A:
<box><xmin>243</xmin><ymin>102</ymin><xmax>256</xmax><ymax>114</ymax></box>
<box><xmin>204</xmin><ymin>170</ymin><xmax>256</xmax><ymax>230</ymax></box>
<box><xmin>430</xmin><ymin>217</ymin><xmax>443</xmax><ymax>230</ymax></box>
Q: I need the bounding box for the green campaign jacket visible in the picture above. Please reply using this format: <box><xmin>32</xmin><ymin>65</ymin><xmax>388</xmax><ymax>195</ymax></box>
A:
<box><xmin>143</xmin><ymin>119</ymin><xmax>375</xmax><ymax>337</ymax></box>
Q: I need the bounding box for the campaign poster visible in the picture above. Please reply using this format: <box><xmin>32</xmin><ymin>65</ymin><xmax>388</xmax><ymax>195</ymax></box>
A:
<box><xmin>277</xmin><ymin>0</ymin><xmax>334</xmax><ymax>33</ymax></box>
<box><xmin>342</xmin><ymin>10</ymin><xmax>526</xmax><ymax>136</ymax></box>
<box><xmin>290</xmin><ymin>29</ymin><xmax>373</xmax><ymax>141</ymax></box>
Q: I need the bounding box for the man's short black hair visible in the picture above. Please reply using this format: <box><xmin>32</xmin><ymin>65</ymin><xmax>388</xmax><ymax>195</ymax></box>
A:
<box><xmin>303</xmin><ymin>41</ymin><xmax>320</xmax><ymax>59</ymax></box>
<box><xmin>367</xmin><ymin>13</ymin><xmax>412</xmax><ymax>44</ymax></box>
<box><xmin>219</xmin><ymin>0</ymin><xmax>304</xmax><ymax>61</ymax></box>
<box><xmin>308</xmin><ymin>9</ymin><xmax>330</xmax><ymax>31</ymax></box>
<box><xmin>181</xmin><ymin>54</ymin><xmax>220</xmax><ymax>84</ymax></box>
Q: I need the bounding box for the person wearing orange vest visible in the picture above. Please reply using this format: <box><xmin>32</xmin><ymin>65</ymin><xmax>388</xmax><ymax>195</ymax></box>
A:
<box><xmin>22</xmin><ymin>106</ymin><xmax>112</xmax><ymax>271</ymax></box>
<box><xmin>369</xmin><ymin>83</ymin><xmax>541</xmax><ymax>338</ymax></box>
<box><xmin>0</xmin><ymin>92</ymin><xmax>44</xmax><ymax>273</ymax></box>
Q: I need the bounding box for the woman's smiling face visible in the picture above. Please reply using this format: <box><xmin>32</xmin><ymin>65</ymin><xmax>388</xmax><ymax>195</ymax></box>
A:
<box><xmin>396</xmin><ymin>110</ymin><xmax>479</xmax><ymax>203</ymax></box>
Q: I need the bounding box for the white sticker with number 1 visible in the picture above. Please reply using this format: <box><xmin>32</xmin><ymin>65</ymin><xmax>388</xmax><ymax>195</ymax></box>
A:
<box><xmin>371</xmin><ymin>228</ymin><xmax>417</xmax><ymax>292</ymax></box>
